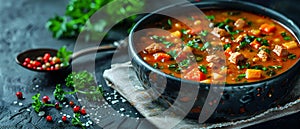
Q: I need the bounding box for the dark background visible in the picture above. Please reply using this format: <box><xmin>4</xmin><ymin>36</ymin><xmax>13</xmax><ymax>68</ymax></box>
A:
<box><xmin>0</xmin><ymin>0</ymin><xmax>299</xmax><ymax>128</ymax></box>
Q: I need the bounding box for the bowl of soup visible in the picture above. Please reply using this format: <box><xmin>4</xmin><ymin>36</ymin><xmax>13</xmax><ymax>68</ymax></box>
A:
<box><xmin>129</xmin><ymin>0</ymin><xmax>300</xmax><ymax>121</ymax></box>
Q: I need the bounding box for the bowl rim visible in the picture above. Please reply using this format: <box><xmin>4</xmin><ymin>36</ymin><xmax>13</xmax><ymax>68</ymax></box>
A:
<box><xmin>128</xmin><ymin>0</ymin><xmax>300</xmax><ymax>86</ymax></box>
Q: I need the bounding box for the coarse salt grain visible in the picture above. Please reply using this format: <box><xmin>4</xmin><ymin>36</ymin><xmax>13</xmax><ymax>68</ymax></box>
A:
<box><xmin>111</xmin><ymin>100</ymin><xmax>119</xmax><ymax>104</ymax></box>
<box><xmin>38</xmin><ymin>111</ymin><xmax>45</xmax><ymax>116</ymax></box>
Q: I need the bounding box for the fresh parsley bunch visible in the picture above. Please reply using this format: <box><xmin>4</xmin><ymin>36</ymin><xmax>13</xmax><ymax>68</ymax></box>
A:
<box><xmin>46</xmin><ymin>0</ymin><xmax>144</xmax><ymax>40</ymax></box>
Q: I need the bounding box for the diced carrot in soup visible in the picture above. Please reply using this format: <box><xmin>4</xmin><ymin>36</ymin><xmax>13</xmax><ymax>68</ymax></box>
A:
<box><xmin>246</xmin><ymin>69</ymin><xmax>262</xmax><ymax>79</ymax></box>
<box><xmin>153</xmin><ymin>53</ymin><xmax>171</xmax><ymax>62</ymax></box>
<box><xmin>259</xmin><ymin>23</ymin><xmax>276</xmax><ymax>33</ymax></box>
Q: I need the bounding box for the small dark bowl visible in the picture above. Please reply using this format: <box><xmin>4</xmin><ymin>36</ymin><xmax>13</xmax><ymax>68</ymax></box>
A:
<box><xmin>16</xmin><ymin>48</ymin><xmax>70</xmax><ymax>73</ymax></box>
<box><xmin>129</xmin><ymin>0</ymin><xmax>300</xmax><ymax>122</ymax></box>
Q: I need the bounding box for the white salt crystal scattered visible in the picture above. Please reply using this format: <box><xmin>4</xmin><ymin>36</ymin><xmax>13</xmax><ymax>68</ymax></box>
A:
<box><xmin>58</xmin><ymin>120</ymin><xmax>63</xmax><ymax>123</ymax></box>
<box><xmin>38</xmin><ymin>111</ymin><xmax>45</xmax><ymax>116</ymax></box>
<box><xmin>120</xmin><ymin>108</ymin><xmax>125</xmax><ymax>112</ymax></box>
<box><xmin>35</xmin><ymin>85</ymin><xmax>39</xmax><ymax>88</ymax></box>
<box><xmin>106</xmin><ymin>97</ymin><xmax>111</xmax><ymax>100</ymax></box>
<box><xmin>18</xmin><ymin>103</ymin><xmax>23</xmax><ymax>106</ymax></box>
<box><xmin>63</xmin><ymin>102</ymin><xmax>66</xmax><ymax>105</ymax></box>
<box><xmin>65</xmin><ymin>105</ymin><xmax>69</xmax><ymax>108</ymax></box>
<box><xmin>67</xmin><ymin>115</ymin><xmax>71</xmax><ymax>118</ymax></box>
<box><xmin>13</xmin><ymin>101</ymin><xmax>18</xmax><ymax>105</ymax></box>
<box><xmin>26</xmin><ymin>109</ymin><xmax>30</xmax><ymax>112</ymax></box>
<box><xmin>121</xmin><ymin>114</ymin><xmax>124</xmax><ymax>116</ymax></box>
<box><xmin>126</xmin><ymin>115</ymin><xmax>130</xmax><ymax>117</ymax></box>
<box><xmin>78</xmin><ymin>99</ymin><xmax>82</xmax><ymax>102</ymax></box>
<box><xmin>111</xmin><ymin>100</ymin><xmax>119</xmax><ymax>104</ymax></box>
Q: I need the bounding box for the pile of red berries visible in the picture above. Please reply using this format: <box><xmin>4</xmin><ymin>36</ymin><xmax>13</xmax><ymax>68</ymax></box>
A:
<box><xmin>22</xmin><ymin>53</ymin><xmax>65</xmax><ymax>71</ymax></box>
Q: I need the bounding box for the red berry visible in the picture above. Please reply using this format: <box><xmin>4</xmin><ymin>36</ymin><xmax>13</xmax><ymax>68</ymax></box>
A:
<box><xmin>43</xmin><ymin>53</ymin><xmax>51</xmax><ymax>62</ymax></box>
<box><xmin>46</xmin><ymin>115</ymin><xmax>52</xmax><ymax>122</ymax></box>
<box><xmin>69</xmin><ymin>101</ymin><xmax>74</xmax><ymax>106</ymax></box>
<box><xmin>50</xmin><ymin>66</ymin><xmax>55</xmax><ymax>71</ymax></box>
<box><xmin>27</xmin><ymin>64</ymin><xmax>33</xmax><ymax>68</ymax></box>
<box><xmin>22</xmin><ymin>62</ymin><xmax>27</xmax><ymax>66</ymax></box>
<box><xmin>46</xmin><ymin>68</ymin><xmax>51</xmax><ymax>71</ymax></box>
<box><xmin>44</xmin><ymin>53</ymin><xmax>51</xmax><ymax>58</ymax></box>
<box><xmin>24</xmin><ymin>58</ymin><xmax>31</xmax><ymax>63</ymax></box>
<box><xmin>55</xmin><ymin>102</ymin><xmax>60</xmax><ymax>109</ymax></box>
<box><xmin>73</xmin><ymin>106</ymin><xmax>80</xmax><ymax>113</ymax></box>
<box><xmin>80</xmin><ymin>108</ymin><xmax>86</xmax><ymax>115</ymax></box>
<box><xmin>62</xmin><ymin>115</ymin><xmax>67</xmax><ymax>122</ymax></box>
<box><xmin>16</xmin><ymin>91</ymin><xmax>23</xmax><ymax>99</ymax></box>
<box><xmin>42</xmin><ymin>96</ymin><xmax>50</xmax><ymax>103</ymax></box>
<box><xmin>32</xmin><ymin>61</ymin><xmax>41</xmax><ymax>67</ymax></box>
<box><xmin>50</xmin><ymin>60</ymin><xmax>56</xmax><ymax>65</ymax></box>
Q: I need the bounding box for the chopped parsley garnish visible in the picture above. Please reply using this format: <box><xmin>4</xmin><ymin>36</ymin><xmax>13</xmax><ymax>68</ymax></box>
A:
<box><xmin>186</xmin><ymin>40</ymin><xmax>201</xmax><ymax>50</ymax></box>
<box><xmin>167</xmin><ymin>19</ymin><xmax>172</xmax><ymax>27</ymax></box>
<box><xmin>235</xmin><ymin>74</ymin><xmax>246</xmax><ymax>81</ymax></box>
<box><xmin>206</xmin><ymin>15</ymin><xmax>215</xmax><ymax>21</ymax></box>
<box><xmin>266</xmin><ymin>70</ymin><xmax>276</xmax><ymax>77</ymax></box>
<box><xmin>223</xmin><ymin>43</ymin><xmax>231</xmax><ymax>50</ymax></box>
<box><xmin>230</xmin><ymin>30</ymin><xmax>241</xmax><ymax>35</ymax></box>
<box><xmin>251</xmin><ymin>65</ymin><xmax>268</xmax><ymax>71</ymax></box>
<box><xmin>153</xmin><ymin>63</ymin><xmax>159</xmax><ymax>69</ymax></box>
<box><xmin>237</xmin><ymin>63</ymin><xmax>251</xmax><ymax>70</ymax></box>
<box><xmin>224</xmin><ymin>18</ymin><xmax>234</xmax><ymax>24</ymax></box>
<box><xmin>168</xmin><ymin>64</ymin><xmax>177</xmax><ymax>69</ymax></box>
<box><xmin>198</xmin><ymin>65</ymin><xmax>207</xmax><ymax>74</ymax></box>
<box><xmin>181</xmin><ymin>29</ymin><xmax>189</xmax><ymax>35</ymax></box>
<box><xmin>201</xmin><ymin>42</ymin><xmax>211</xmax><ymax>51</ymax></box>
<box><xmin>200</xmin><ymin>30</ymin><xmax>208</xmax><ymax>36</ymax></box>
<box><xmin>179</xmin><ymin>59</ymin><xmax>190</xmax><ymax>68</ymax></box>
<box><xmin>167</xmin><ymin>50</ymin><xmax>177</xmax><ymax>58</ymax></box>
<box><xmin>268</xmin><ymin>65</ymin><xmax>282</xmax><ymax>69</ymax></box>
<box><xmin>288</xmin><ymin>53</ymin><xmax>297</xmax><ymax>59</ymax></box>
<box><xmin>281</xmin><ymin>32</ymin><xmax>292</xmax><ymax>40</ymax></box>
<box><xmin>151</xmin><ymin>35</ymin><xmax>174</xmax><ymax>48</ymax></box>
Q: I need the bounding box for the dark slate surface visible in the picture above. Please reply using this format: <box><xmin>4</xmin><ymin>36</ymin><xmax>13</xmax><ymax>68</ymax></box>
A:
<box><xmin>0</xmin><ymin>0</ymin><xmax>300</xmax><ymax>129</ymax></box>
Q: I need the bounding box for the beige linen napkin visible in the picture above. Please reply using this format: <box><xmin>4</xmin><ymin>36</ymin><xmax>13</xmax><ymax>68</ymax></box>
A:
<box><xmin>103</xmin><ymin>62</ymin><xmax>300</xmax><ymax>129</ymax></box>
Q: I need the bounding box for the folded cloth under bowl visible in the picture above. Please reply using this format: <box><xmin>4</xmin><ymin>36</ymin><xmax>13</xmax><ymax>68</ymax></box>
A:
<box><xmin>103</xmin><ymin>62</ymin><xmax>300</xmax><ymax>129</ymax></box>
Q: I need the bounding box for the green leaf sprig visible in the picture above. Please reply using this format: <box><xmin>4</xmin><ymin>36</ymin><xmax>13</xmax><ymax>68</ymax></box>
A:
<box><xmin>57</xmin><ymin>46</ymin><xmax>73</xmax><ymax>67</ymax></box>
<box><xmin>31</xmin><ymin>93</ymin><xmax>54</xmax><ymax>112</ymax></box>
